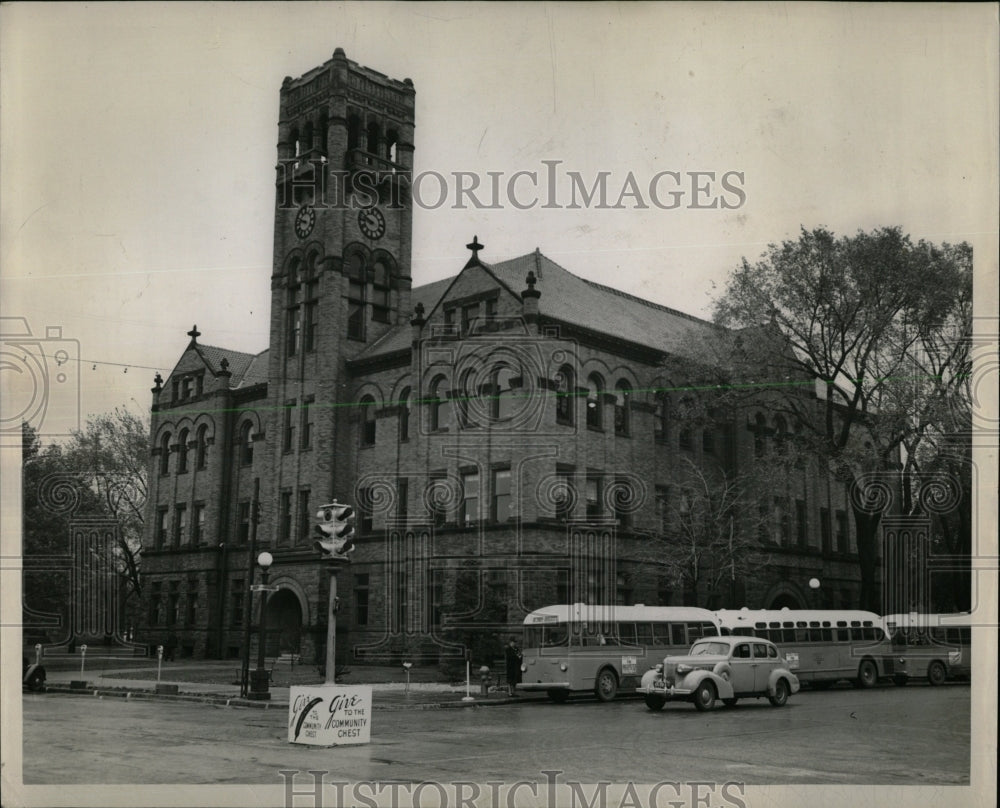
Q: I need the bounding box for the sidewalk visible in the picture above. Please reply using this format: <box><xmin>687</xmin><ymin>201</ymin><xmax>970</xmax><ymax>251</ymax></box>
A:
<box><xmin>39</xmin><ymin>662</ymin><xmax>538</xmax><ymax>710</ymax></box>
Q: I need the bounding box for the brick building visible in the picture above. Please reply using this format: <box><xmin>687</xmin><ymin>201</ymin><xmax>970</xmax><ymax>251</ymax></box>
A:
<box><xmin>140</xmin><ymin>50</ymin><xmax>869</xmax><ymax>663</ymax></box>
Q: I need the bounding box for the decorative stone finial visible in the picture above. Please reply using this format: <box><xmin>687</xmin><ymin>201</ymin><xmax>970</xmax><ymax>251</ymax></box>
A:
<box><xmin>525</xmin><ymin>271</ymin><xmax>537</xmax><ymax>291</ymax></box>
<box><xmin>152</xmin><ymin>372</ymin><xmax>163</xmax><ymax>393</ymax></box>
<box><xmin>187</xmin><ymin>324</ymin><xmax>201</xmax><ymax>342</ymax></box>
<box><xmin>463</xmin><ymin>236</ymin><xmax>485</xmax><ymax>269</ymax></box>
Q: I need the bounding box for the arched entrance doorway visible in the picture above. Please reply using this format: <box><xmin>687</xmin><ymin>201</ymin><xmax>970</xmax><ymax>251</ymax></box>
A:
<box><xmin>264</xmin><ymin>589</ymin><xmax>302</xmax><ymax>656</ymax></box>
<box><xmin>769</xmin><ymin>593</ymin><xmax>803</xmax><ymax>610</ymax></box>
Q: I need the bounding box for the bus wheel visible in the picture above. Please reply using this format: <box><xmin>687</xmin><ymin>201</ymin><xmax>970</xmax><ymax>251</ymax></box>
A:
<box><xmin>693</xmin><ymin>681</ymin><xmax>716</xmax><ymax>711</ymax></box>
<box><xmin>893</xmin><ymin>674</ymin><xmax>908</xmax><ymax>687</ymax></box>
<box><xmin>594</xmin><ymin>668</ymin><xmax>619</xmax><ymax>702</ymax></box>
<box><xmin>927</xmin><ymin>661</ymin><xmax>947</xmax><ymax>686</ymax></box>
<box><xmin>644</xmin><ymin>694</ymin><xmax>665</xmax><ymax>711</ymax></box>
<box><xmin>855</xmin><ymin>660</ymin><xmax>877</xmax><ymax>689</ymax></box>
<box><xmin>547</xmin><ymin>689</ymin><xmax>569</xmax><ymax>704</ymax></box>
<box><xmin>768</xmin><ymin>679</ymin><xmax>789</xmax><ymax>707</ymax></box>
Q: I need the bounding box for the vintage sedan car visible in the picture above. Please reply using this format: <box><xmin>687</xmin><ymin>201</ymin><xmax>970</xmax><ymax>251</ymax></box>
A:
<box><xmin>639</xmin><ymin>635</ymin><xmax>800</xmax><ymax>711</ymax></box>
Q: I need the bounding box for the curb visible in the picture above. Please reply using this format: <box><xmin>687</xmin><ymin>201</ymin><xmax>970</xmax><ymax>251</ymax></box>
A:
<box><xmin>38</xmin><ymin>684</ymin><xmax>528</xmax><ymax>711</ymax></box>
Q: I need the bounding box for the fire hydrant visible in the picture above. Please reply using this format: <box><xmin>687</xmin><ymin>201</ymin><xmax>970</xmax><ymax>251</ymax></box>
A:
<box><xmin>479</xmin><ymin>665</ymin><xmax>492</xmax><ymax>696</ymax></box>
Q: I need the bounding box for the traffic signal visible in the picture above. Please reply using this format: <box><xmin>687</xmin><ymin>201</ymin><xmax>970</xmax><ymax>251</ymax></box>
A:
<box><xmin>314</xmin><ymin>501</ymin><xmax>356</xmax><ymax>559</ymax></box>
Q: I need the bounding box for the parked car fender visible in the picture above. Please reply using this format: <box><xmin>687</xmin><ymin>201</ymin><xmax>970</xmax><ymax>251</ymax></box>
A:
<box><xmin>683</xmin><ymin>669</ymin><xmax>735</xmax><ymax>700</ymax></box>
<box><xmin>639</xmin><ymin>668</ymin><xmax>661</xmax><ymax>690</ymax></box>
<box><xmin>767</xmin><ymin>668</ymin><xmax>799</xmax><ymax>696</ymax></box>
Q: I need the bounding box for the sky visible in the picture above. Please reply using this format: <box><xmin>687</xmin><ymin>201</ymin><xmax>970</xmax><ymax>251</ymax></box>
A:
<box><xmin>1</xmin><ymin>2</ymin><xmax>997</xmax><ymax>447</ymax></box>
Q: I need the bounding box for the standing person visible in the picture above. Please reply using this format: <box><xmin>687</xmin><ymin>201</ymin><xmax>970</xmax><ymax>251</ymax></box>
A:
<box><xmin>504</xmin><ymin>636</ymin><xmax>522</xmax><ymax>696</ymax></box>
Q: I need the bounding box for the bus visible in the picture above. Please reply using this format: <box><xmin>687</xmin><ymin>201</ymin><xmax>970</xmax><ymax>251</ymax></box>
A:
<box><xmin>881</xmin><ymin>613</ymin><xmax>972</xmax><ymax>686</ymax></box>
<box><xmin>519</xmin><ymin>604</ymin><xmax>721</xmax><ymax>702</ymax></box>
<box><xmin>715</xmin><ymin>609</ymin><xmax>891</xmax><ymax>688</ymax></box>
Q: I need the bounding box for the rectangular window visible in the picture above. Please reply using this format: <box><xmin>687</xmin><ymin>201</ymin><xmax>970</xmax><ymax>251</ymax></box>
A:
<box><xmin>347</xmin><ymin>278</ymin><xmax>365</xmax><ymax>340</ymax></box>
<box><xmin>487</xmin><ymin>570</ymin><xmax>508</xmax><ymax>622</ymax></box>
<box><xmin>460</xmin><ymin>471</ymin><xmax>479</xmax><ymax>526</ymax></box>
<box><xmin>283</xmin><ymin>400</ymin><xmax>296</xmax><ymax>452</ymax></box>
<box><xmin>149</xmin><ymin>582</ymin><xmax>162</xmax><ymax>626</ymax></box>
<box><xmin>796</xmin><ymin>499</ymin><xmax>808</xmax><ymax>547</ymax></box>
<box><xmin>185</xmin><ymin>584</ymin><xmax>198</xmax><ymax>627</ymax></box>
<box><xmin>613</xmin><ymin>476</ymin><xmax>632</xmax><ymax>530</ymax></box>
<box><xmin>678</xmin><ymin>427</ymin><xmax>693</xmax><ymax>451</ymax></box>
<box><xmin>774</xmin><ymin>498</ymin><xmax>790</xmax><ymax>545</ymax></box>
<box><xmin>820</xmin><ymin>508</ymin><xmax>832</xmax><ymax>553</ymax></box>
<box><xmin>492</xmin><ymin>468</ymin><xmax>511</xmax><ymax>522</ymax></box>
<box><xmin>429</xmin><ymin>472</ymin><xmax>447</xmax><ymax>527</ymax></box>
<box><xmin>192</xmin><ymin>503</ymin><xmax>206</xmax><ymax>546</ymax></box>
<box><xmin>702</xmin><ymin>425</ymin><xmax>715</xmax><ymax>454</ymax></box>
<box><xmin>835</xmin><ymin>510</ymin><xmax>849</xmax><ymax>554</ymax></box>
<box><xmin>231</xmin><ymin>580</ymin><xmax>244</xmax><ymax>628</ymax></box>
<box><xmin>461</xmin><ymin>303</ymin><xmax>479</xmax><ymax>335</ymax></box>
<box><xmin>485</xmin><ymin>297</ymin><xmax>497</xmax><ymax>318</ymax></box>
<box><xmin>555</xmin><ymin>465</ymin><xmax>574</xmax><ymax>519</ymax></box>
<box><xmin>358</xmin><ymin>488</ymin><xmax>374</xmax><ymax>533</ymax></box>
<box><xmin>355</xmin><ymin>573</ymin><xmax>370</xmax><ymax>626</ymax></box>
<box><xmin>156</xmin><ymin>507</ymin><xmax>168</xmax><ymax>549</ymax></box>
<box><xmin>586</xmin><ymin>475</ymin><xmax>602</xmax><ymax>519</ymax></box>
<box><xmin>396</xmin><ymin>477</ymin><xmax>408</xmax><ymax>523</ymax></box>
<box><xmin>173</xmin><ymin>504</ymin><xmax>187</xmax><ymax>547</ymax></box>
<box><xmin>301</xmin><ymin>396</ymin><xmax>314</xmax><ymax>450</ymax></box>
<box><xmin>237</xmin><ymin>501</ymin><xmax>251</xmax><ymax>544</ymax></box>
<box><xmin>286</xmin><ymin>284</ymin><xmax>301</xmax><ymax>357</ymax></box>
<box><xmin>167</xmin><ymin>581</ymin><xmax>180</xmax><ymax>625</ymax></box>
<box><xmin>655</xmin><ymin>486</ymin><xmax>670</xmax><ymax>534</ymax></box>
<box><xmin>297</xmin><ymin>490</ymin><xmax>310</xmax><ymax>545</ymax></box>
<box><xmin>616</xmin><ymin>574</ymin><xmax>632</xmax><ymax>606</ymax></box>
<box><xmin>279</xmin><ymin>491</ymin><xmax>292</xmax><ymax>544</ymax></box>
<box><xmin>444</xmin><ymin>307</ymin><xmax>456</xmax><ymax>336</ymax></box>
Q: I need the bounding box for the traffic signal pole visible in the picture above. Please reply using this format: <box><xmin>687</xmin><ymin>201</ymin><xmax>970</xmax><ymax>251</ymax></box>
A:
<box><xmin>325</xmin><ymin>565</ymin><xmax>338</xmax><ymax>685</ymax></box>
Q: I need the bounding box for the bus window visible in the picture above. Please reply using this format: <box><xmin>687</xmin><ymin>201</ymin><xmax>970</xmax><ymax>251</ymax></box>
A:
<box><xmin>636</xmin><ymin>623</ymin><xmax>653</xmax><ymax>645</ymax></box>
<box><xmin>671</xmin><ymin>624</ymin><xmax>687</xmax><ymax>646</ymax></box>
<box><xmin>702</xmin><ymin>621</ymin><xmax>720</xmax><ymax>637</ymax></box>
<box><xmin>795</xmin><ymin>628</ymin><xmax>809</xmax><ymax>643</ymax></box>
<box><xmin>618</xmin><ymin>622</ymin><xmax>637</xmax><ymax>645</ymax></box>
<box><xmin>959</xmin><ymin>628</ymin><xmax>971</xmax><ymax>644</ymax></box>
<box><xmin>651</xmin><ymin>624</ymin><xmax>671</xmax><ymax>646</ymax></box>
<box><xmin>688</xmin><ymin>622</ymin><xmax>709</xmax><ymax>641</ymax></box>
<box><xmin>837</xmin><ymin>627</ymin><xmax>850</xmax><ymax>642</ymax></box>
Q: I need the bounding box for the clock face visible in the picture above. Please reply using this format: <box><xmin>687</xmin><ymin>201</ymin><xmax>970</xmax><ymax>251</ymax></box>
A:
<box><xmin>294</xmin><ymin>205</ymin><xmax>315</xmax><ymax>239</ymax></box>
<box><xmin>358</xmin><ymin>206</ymin><xmax>386</xmax><ymax>240</ymax></box>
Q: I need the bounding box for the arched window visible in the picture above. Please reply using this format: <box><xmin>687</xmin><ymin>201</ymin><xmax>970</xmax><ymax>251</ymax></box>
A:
<box><xmin>159</xmin><ymin>432</ymin><xmax>171</xmax><ymax>476</ymax></box>
<box><xmin>239</xmin><ymin>421</ymin><xmax>254</xmax><ymax>466</ymax></box>
<box><xmin>366</xmin><ymin>121</ymin><xmax>381</xmax><ymax>159</ymax></box>
<box><xmin>345</xmin><ymin>252</ymin><xmax>366</xmax><ymax>340</ymax></box>
<box><xmin>360</xmin><ymin>395</ymin><xmax>376</xmax><ymax>446</ymax></box>
<box><xmin>614</xmin><ymin>381</ymin><xmax>631</xmax><ymax>436</ymax></box>
<box><xmin>398</xmin><ymin>387</ymin><xmax>411</xmax><ymax>442</ymax></box>
<box><xmin>372</xmin><ymin>258</ymin><xmax>391</xmax><ymax>323</ymax></box>
<box><xmin>586</xmin><ymin>373</ymin><xmax>603</xmax><ymax>430</ymax></box>
<box><xmin>654</xmin><ymin>393</ymin><xmax>669</xmax><ymax>443</ymax></box>
<box><xmin>347</xmin><ymin>114</ymin><xmax>361</xmax><ymax>152</ymax></box>
<box><xmin>555</xmin><ymin>365</ymin><xmax>574</xmax><ymax>425</ymax></box>
<box><xmin>177</xmin><ymin>428</ymin><xmax>189</xmax><ymax>474</ymax></box>
<box><xmin>429</xmin><ymin>376</ymin><xmax>450</xmax><ymax>431</ymax></box>
<box><xmin>493</xmin><ymin>364</ymin><xmax>517</xmax><ymax>421</ymax></box>
<box><xmin>196</xmin><ymin>425</ymin><xmax>208</xmax><ymax>470</ymax></box>
<box><xmin>386</xmin><ymin>129</ymin><xmax>399</xmax><ymax>163</ymax></box>
<box><xmin>457</xmin><ymin>369</ymin><xmax>476</xmax><ymax>428</ymax></box>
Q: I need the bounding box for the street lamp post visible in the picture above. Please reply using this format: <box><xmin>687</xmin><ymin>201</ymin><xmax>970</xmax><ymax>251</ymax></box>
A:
<box><xmin>248</xmin><ymin>551</ymin><xmax>274</xmax><ymax>701</ymax></box>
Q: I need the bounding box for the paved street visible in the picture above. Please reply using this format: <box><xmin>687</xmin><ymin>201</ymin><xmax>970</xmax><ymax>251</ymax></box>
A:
<box><xmin>21</xmin><ymin>683</ymin><xmax>969</xmax><ymax>786</ymax></box>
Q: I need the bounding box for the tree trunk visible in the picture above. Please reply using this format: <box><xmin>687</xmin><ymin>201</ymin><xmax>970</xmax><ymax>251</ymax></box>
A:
<box><xmin>853</xmin><ymin>508</ymin><xmax>882</xmax><ymax>612</ymax></box>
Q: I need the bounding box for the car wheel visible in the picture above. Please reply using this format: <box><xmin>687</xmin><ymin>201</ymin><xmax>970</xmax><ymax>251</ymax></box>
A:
<box><xmin>927</xmin><ymin>661</ymin><xmax>947</xmax><ymax>686</ymax></box>
<box><xmin>644</xmin><ymin>694</ymin><xmax>666</xmax><ymax>711</ymax></box>
<box><xmin>547</xmin><ymin>689</ymin><xmax>569</xmax><ymax>703</ymax></box>
<box><xmin>893</xmin><ymin>674</ymin><xmax>908</xmax><ymax>687</ymax></box>
<box><xmin>768</xmin><ymin>678</ymin><xmax>789</xmax><ymax>707</ymax></box>
<box><xmin>693</xmin><ymin>681</ymin><xmax>716</xmax><ymax>711</ymax></box>
<box><xmin>722</xmin><ymin>697</ymin><xmax>738</xmax><ymax>708</ymax></box>
<box><xmin>855</xmin><ymin>660</ymin><xmax>877</xmax><ymax>689</ymax></box>
<box><xmin>594</xmin><ymin>668</ymin><xmax>618</xmax><ymax>702</ymax></box>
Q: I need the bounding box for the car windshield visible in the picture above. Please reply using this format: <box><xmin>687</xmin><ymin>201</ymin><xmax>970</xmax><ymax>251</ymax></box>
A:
<box><xmin>689</xmin><ymin>641</ymin><xmax>729</xmax><ymax>656</ymax></box>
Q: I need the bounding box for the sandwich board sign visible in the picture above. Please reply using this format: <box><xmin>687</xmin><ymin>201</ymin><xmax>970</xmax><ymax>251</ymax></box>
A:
<box><xmin>288</xmin><ymin>685</ymin><xmax>372</xmax><ymax>746</ymax></box>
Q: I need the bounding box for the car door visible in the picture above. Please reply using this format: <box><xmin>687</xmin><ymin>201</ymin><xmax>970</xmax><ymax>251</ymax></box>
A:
<box><xmin>729</xmin><ymin>642</ymin><xmax>756</xmax><ymax>693</ymax></box>
<box><xmin>752</xmin><ymin>642</ymin><xmax>776</xmax><ymax>691</ymax></box>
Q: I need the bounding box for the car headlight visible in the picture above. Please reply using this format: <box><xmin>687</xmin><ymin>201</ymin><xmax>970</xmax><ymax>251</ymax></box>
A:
<box><xmin>654</xmin><ymin>663</ymin><xmax>664</xmax><ymax>674</ymax></box>
<box><xmin>520</xmin><ymin>663</ymin><xmax>526</xmax><ymax>672</ymax></box>
<box><xmin>559</xmin><ymin>663</ymin><xmax>568</xmax><ymax>672</ymax></box>
<box><xmin>676</xmin><ymin>663</ymin><xmax>693</xmax><ymax>675</ymax></box>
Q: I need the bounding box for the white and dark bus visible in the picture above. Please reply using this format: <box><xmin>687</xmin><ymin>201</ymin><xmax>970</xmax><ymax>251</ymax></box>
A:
<box><xmin>519</xmin><ymin>604</ymin><xmax>721</xmax><ymax>702</ymax></box>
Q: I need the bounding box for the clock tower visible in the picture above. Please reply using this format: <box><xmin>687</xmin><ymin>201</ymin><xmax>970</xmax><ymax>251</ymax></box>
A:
<box><xmin>264</xmin><ymin>48</ymin><xmax>416</xmax><ymax>524</ymax></box>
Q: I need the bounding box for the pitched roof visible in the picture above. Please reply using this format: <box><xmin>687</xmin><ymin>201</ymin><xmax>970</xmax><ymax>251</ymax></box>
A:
<box><xmin>353</xmin><ymin>249</ymin><xmax>715</xmax><ymax>362</ymax></box>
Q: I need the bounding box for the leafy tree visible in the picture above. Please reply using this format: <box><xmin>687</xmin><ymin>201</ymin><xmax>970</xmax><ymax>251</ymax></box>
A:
<box><xmin>709</xmin><ymin>227</ymin><xmax>972</xmax><ymax>610</ymax></box>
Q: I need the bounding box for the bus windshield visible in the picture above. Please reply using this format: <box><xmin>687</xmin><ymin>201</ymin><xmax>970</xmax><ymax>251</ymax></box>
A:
<box><xmin>524</xmin><ymin>625</ymin><xmax>569</xmax><ymax>648</ymax></box>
